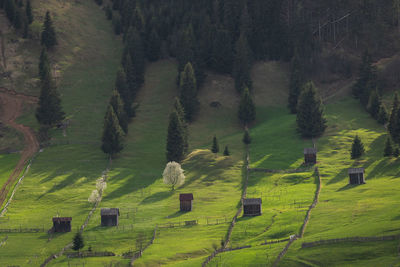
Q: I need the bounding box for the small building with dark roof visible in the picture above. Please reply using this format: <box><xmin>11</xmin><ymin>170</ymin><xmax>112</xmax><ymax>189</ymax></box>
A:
<box><xmin>179</xmin><ymin>193</ymin><xmax>193</xmax><ymax>212</ymax></box>
<box><xmin>101</xmin><ymin>208</ymin><xmax>120</xmax><ymax>226</ymax></box>
<box><xmin>348</xmin><ymin>168</ymin><xmax>365</xmax><ymax>185</ymax></box>
<box><xmin>304</xmin><ymin>148</ymin><xmax>317</xmax><ymax>164</ymax></box>
<box><xmin>52</xmin><ymin>217</ymin><xmax>72</xmax><ymax>232</ymax></box>
<box><xmin>243</xmin><ymin>198</ymin><xmax>262</xmax><ymax>216</ymax></box>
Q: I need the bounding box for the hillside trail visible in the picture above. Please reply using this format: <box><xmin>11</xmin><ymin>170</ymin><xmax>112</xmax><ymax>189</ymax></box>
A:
<box><xmin>0</xmin><ymin>87</ymin><xmax>38</xmax><ymax>208</ymax></box>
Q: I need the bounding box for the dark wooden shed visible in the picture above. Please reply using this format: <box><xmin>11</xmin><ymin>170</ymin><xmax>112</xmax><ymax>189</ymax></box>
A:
<box><xmin>304</xmin><ymin>148</ymin><xmax>317</xmax><ymax>164</ymax></box>
<box><xmin>179</xmin><ymin>193</ymin><xmax>193</xmax><ymax>212</ymax></box>
<box><xmin>243</xmin><ymin>198</ymin><xmax>262</xmax><ymax>216</ymax></box>
<box><xmin>52</xmin><ymin>217</ymin><xmax>72</xmax><ymax>232</ymax></box>
<box><xmin>348</xmin><ymin>168</ymin><xmax>365</xmax><ymax>185</ymax></box>
<box><xmin>101</xmin><ymin>208</ymin><xmax>120</xmax><ymax>226</ymax></box>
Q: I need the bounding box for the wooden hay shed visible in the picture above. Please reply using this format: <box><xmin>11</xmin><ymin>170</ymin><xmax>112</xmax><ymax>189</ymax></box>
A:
<box><xmin>348</xmin><ymin>168</ymin><xmax>365</xmax><ymax>185</ymax></box>
<box><xmin>52</xmin><ymin>217</ymin><xmax>72</xmax><ymax>232</ymax></box>
<box><xmin>243</xmin><ymin>198</ymin><xmax>262</xmax><ymax>216</ymax></box>
<box><xmin>304</xmin><ymin>148</ymin><xmax>317</xmax><ymax>164</ymax></box>
<box><xmin>179</xmin><ymin>193</ymin><xmax>193</xmax><ymax>212</ymax></box>
<box><xmin>101</xmin><ymin>208</ymin><xmax>120</xmax><ymax>226</ymax></box>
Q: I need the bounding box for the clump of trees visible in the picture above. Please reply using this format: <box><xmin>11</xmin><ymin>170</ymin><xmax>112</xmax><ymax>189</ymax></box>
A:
<box><xmin>163</xmin><ymin>161</ymin><xmax>185</xmax><ymax>190</ymax></box>
<box><xmin>296</xmin><ymin>82</ymin><xmax>327</xmax><ymax>138</ymax></box>
<box><xmin>0</xmin><ymin>0</ymin><xmax>34</xmax><ymax>38</ymax></box>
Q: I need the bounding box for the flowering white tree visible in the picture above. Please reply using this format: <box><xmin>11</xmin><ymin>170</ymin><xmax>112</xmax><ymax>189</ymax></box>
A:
<box><xmin>88</xmin><ymin>190</ymin><xmax>100</xmax><ymax>203</ymax></box>
<box><xmin>88</xmin><ymin>177</ymin><xmax>107</xmax><ymax>203</ymax></box>
<box><xmin>163</xmin><ymin>161</ymin><xmax>185</xmax><ymax>190</ymax></box>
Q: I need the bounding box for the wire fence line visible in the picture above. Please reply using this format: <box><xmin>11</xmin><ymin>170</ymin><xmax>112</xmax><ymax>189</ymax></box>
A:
<box><xmin>301</xmin><ymin>234</ymin><xmax>400</xmax><ymax>248</ymax></box>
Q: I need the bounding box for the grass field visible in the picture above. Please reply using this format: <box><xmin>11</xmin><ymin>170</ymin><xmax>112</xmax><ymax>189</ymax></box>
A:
<box><xmin>0</xmin><ymin>154</ymin><xmax>21</xmax><ymax>190</ymax></box>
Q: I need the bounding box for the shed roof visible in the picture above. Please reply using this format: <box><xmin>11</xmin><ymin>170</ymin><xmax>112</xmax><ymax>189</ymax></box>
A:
<box><xmin>101</xmin><ymin>208</ymin><xmax>120</xmax><ymax>216</ymax></box>
<box><xmin>348</xmin><ymin>168</ymin><xmax>365</xmax><ymax>174</ymax></box>
<box><xmin>243</xmin><ymin>198</ymin><xmax>262</xmax><ymax>205</ymax></box>
<box><xmin>303</xmin><ymin>148</ymin><xmax>317</xmax><ymax>154</ymax></box>
<box><xmin>179</xmin><ymin>193</ymin><xmax>193</xmax><ymax>201</ymax></box>
<box><xmin>52</xmin><ymin>217</ymin><xmax>72</xmax><ymax>222</ymax></box>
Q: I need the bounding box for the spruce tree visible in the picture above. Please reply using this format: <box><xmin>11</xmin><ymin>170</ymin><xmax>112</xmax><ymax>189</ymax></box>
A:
<box><xmin>147</xmin><ymin>28</ymin><xmax>161</xmax><ymax>62</ymax></box>
<box><xmin>123</xmin><ymin>52</ymin><xmax>137</xmax><ymax>101</ymax></box>
<box><xmin>351</xmin><ymin>135</ymin><xmax>365</xmax><ymax>159</ymax></box>
<box><xmin>389</xmin><ymin>93</ymin><xmax>399</xmax><ymax>142</ymax></box>
<box><xmin>288</xmin><ymin>52</ymin><xmax>304</xmax><ymax>114</ymax></box>
<box><xmin>39</xmin><ymin>48</ymin><xmax>50</xmax><ymax>81</ymax></box>
<box><xmin>101</xmin><ymin>105</ymin><xmax>124</xmax><ymax>157</ymax></box>
<box><xmin>26</xmin><ymin>0</ymin><xmax>33</xmax><ymax>24</ymax></box>
<box><xmin>211</xmin><ymin>135</ymin><xmax>219</xmax><ymax>153</ymax></box>
<box><xmin>166</xmin><ymin>110</ymin><xmax>185</xmax><ymax>162</ymax></box>
<box><xmin>4</xmin><ymin>0</ymin><xmax>15</xmax><ymax>23</ymax></box>
<box><xmin>211</xmin><ymin>28</ymin><xmax>233</xmax><ymax>74</ymax></box>
<box><xmin>384</xmin><ymin>137</ymin><xmax>393</xmax><ymax>157</ymax></box>
<box><xmin>238</xmin><ymin>87</ymin><xmax>256</xmax><ymax>126</ymax></box>
<box><xmin>179</xmin><ymin>62</ymin><xmax>198</xmax><ymax>122</ymax></box>
<box><xmin>174</xmin><ymin>98</ymin><xmax>188</xmax><ymax>153</ymax></box>
<box><xmin>394</xmin><ymin>148</ymin><xmax>400</xmax><ymax>157</ymax></box>
<box><xmin>41</xmin><ymin>11</ymin><xmax>57</xmax><ymax>49</ymax></box>
<box><xmin>126</xmin><ymin>28</ymin><xmax>145</xmax><ymax>86</ymax></box>
<box><xmin>13</xmin><ymin>8</ymin><xmax>22</xmax><ymax>29</ymax></box>
<box><xmin>367</xmin><ymin>89</ymin><xmax>381</xmax><ymax>119</ymax></box>
<box><xmin>352</xmin><ymin>50</ymin><xmax>377</xmax><ymax>108</ymax></box>
<box><xmin>223</xmin><ymin>145</ymin><xmax>230</xmax><ymax>156</ymax></box>
<box><xmin>232</xmin><ymin>33</ymin><xmax>252</xmax><ymax>93</ymax></box>
<box><xmin>36</xmin><ymin>71</ymin><xmax>65</xmax><ymax>126</ymax></box>
<box><xmin>243</xmin><ymin>128</ymin><xmax>251</xmax><ymax>145</ymax></box>
<box><xmin>296</xmin><ymin>82</ymin><xmax>327</xmax><ymax>138</ymax></box>
<box><xmin>109</xmin><ymin>90</ymin><xmax>128</xmax><ymax>133</ymax></box>
<box><xmin>72</xmin><ymin>232</ymin><xmax>84</xmax><ymax>252</ymax></box>
<box><xmin>115</xmin><ymin>68</ymin><xmax>132</xmax><ymax>117</ymax></box>
<box><xmin>377</xmin><ymin>105</ymin><xmax>388</xmax><ymax>125</ymax></box>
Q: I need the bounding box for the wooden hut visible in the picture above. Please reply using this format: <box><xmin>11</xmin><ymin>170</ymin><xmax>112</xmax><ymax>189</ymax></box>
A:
<box><xmin>304</xmin><ymin>148</ymin><xmax>317</xmax><ymax>164</ymax></box>
<box><xmin>179</xmin><ymin>193</ymin><xmax>193</xmax><ymax>212</ymax></box>
<box><xmin>348</xmin><ymin>168</ymin><xmax>365</xmax><ymax>185</ymax></box>
<box><xmin>101</xmin><ymin>208</ymin><xmax>120</xmax><ymax>226</ymax></box>
<box><xmin>52</xmin><ymin>217</ymin><xmax>72</xmax><ymax>232</ymax></box>
<box><xmin>243</xmin><ymin>198</ymin><xmax>262</xmax><ymax>216</ymax></box>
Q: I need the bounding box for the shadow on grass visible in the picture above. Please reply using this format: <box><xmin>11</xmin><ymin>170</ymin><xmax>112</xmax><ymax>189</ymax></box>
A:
<box><xmin>140</xmin><ymin>190</ymin><xmax>174</xmax><ymax>204</ymax></box>
<box><xmin>166</xmin><ymin>210</ymin><xmax>186</xmax><ymax>219</ymax></box>
<box><xmin>336</xmin><ymin>183</ymin><xmax>358</xmax><ymax>192</ymax></box>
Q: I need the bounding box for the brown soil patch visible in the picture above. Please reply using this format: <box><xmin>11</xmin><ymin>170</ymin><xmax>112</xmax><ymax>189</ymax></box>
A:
<box><xmin>0</xmin><ymin>87</ymin><xmax>38</xmax><ymax>207</ymax></box>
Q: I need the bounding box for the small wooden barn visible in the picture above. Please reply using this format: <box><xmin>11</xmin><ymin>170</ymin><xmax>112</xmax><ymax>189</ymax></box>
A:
<box><xmin>179</xmin><ymin>193</ymin><xmax>193</xmax><ymax>212</ymax></box>
<box><xmin>348</xmin><ymin>168</ymin><xmax>365</xmax><ymax>185</ymax></box>
<box><xmin>52</xmin><ymin>217</ymin><xmax>72</xmax><ymax>232</ymax></box>
<box><xmin>101</xmin><ymin>208</ymin><xmax>120</xmax><ymax>226</ymax></box>
<box><xmin>243</xmin><ymin>198</ymin><xmax>262</xmax><ymax>216</ymax></box>
<box><xmin>304</xmin><ymin>148</ymin><xmax>317</xmax><ymax>164</ymax></box>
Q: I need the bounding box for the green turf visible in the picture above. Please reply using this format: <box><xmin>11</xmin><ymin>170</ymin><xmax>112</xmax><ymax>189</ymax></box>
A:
<box><xmin>0</xmin><ymin>153</ymin><xmax>21</xmax><ymax>192</ymax></box>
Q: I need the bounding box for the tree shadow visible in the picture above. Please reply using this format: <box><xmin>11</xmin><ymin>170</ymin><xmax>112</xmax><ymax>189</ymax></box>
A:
<box><xmin>336</xmin><ymin>184</ymin><xmax>358</xmax><ymax>192</ymax></box>
<box><xmin>139</xmin><ymin>190</ymin><xmax>174</xmax><ymax>205</ymax></box>
<box><xmin>166</xmin><ymin>210</ymin><xmax>186</xmax><ymax>219</ymax></box>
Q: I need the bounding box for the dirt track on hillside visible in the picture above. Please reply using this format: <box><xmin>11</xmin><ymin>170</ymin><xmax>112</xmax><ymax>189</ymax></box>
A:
<box><xmin>0</xmin><ymin>88</ymin><xmax>38</xmax><ymax>208</ymax></box>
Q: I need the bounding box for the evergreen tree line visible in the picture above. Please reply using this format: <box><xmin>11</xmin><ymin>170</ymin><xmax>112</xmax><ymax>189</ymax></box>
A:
<box><xmin>0</xmin><ymin>0</ymin><xmax>34</xmax><ymax>38</ymax></box>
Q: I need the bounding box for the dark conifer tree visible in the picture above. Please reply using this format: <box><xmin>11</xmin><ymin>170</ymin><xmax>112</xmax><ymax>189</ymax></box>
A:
<box><xmin>367</xmin><ymin>89</ymin><xmax>381</xmax><ymax>119</ymax></box>
<box><xmin>179</xmin><ymin>62</ymin><xmax>198</xmax><ymax>122</ymax></box>
<box><xmin>377</xmin><ymin>105</ymin><xmax>388</xmax><ymax>125</ymax></box>
<box><xmin>173</xmin><ymin>97</ymin><xmax>188</xmax><ymax>153</ymax></box>
<box><xmin>166</xmin><ymin>110</ymin><xmax>185</xmax><ymax>162</ymax></box>
<box><xmin>232</xmin><ymin>33</ymin><xmax>252</xmax><ymax>93</ymax></box>
<box><xmin>105</xmin><ymin>5</ymin><xmax>112</xmax><ymax>20</ymax></box>
<box><xmin>13</xmin><ymin>8</ymin><xmax>22</xmax><ymax>29</ymax></box>
<box><xmin>394</xmin><ymin>148</ymin><xmax>400</xmax><ymax>157</ymax></box>
<box><xmin>26</xmin><ymin>0</ymin><xmax>33</xmax><ymax>24</ymax></box>
<box><xmin>115</xmin><ymin>68</ymin><xmax>132</xmax><ymax>117</ymax></box>
<box><xmin>389</xmin><ymin>93</ymin><xmax>399</xmax><ymax>143</ymax></box>
<box><xmin>243</xmin><ymin>128</ymin><xmax>251</xmax><ymax>145</ymax></box>
<box><xmin>288</xmin><ymin>52</ymin><xmax>304</xmax><ymax>114</ymax></box>
<box><xmin>384</xmin><ymin>137</ymin><xmax>393</xmax><ymax>157</ymax></box>
<box><xmin>211</xmin><ymin>135</ymin><xmax>219</xmax><ymax>153</ymax></box>
<box><xmin>238</xmin><ymin>87</ymin><xmax>256</xmax><ymax>126</ymax></box>
<box><xmin>101</xmin><ymin>105</ymin><xmax>124</xmax><ymax>157</ymax></box>
<box><xmin>126</xmin><ymin>28</ymin><xmax>145</xmax><ymax>86</ymax></box>
<box><xmin>72</xmin><ymin>232</ymin><xmax>84</xmax><ymax>252</ymax></box>
<box><xmin>109</xmin><ymin>90</ymin><xmax>128</xmax><ymax>133</ymax></box>
<box><xmin>123</xmin><ymin>52</ymin><xmax>138</xmax><ymax>102</ymax></box>
<box><xmin>351</xmin><ymin>135</ymin><xmax>365</xmax><ymax>159</ymax></box>
<box><xmin>211</xmin><ymin>28</ymin><xmax>233</xmax><ymax>74</ymax></box>
<box><xmin>296</xmin><ymin>82</ymin><xmax>327</xmax><ymax>138</ymax></box>
<box><xmin>352</xmin><ymin>50</ymin><xmax>377</xmax><ymax>108</ymax></box>
<box><xmin>112</xmin><ymin>14</ymin><xmax>122</xmax><ymax>35</ymax></box>
<box><xmin>223</xmin><ymin>145</ymin><xmax>230</xmax><ymax>156</ymax></box>
<box><xmin>4</xmin><ymin>0</ymin><xmax>16</xmax><ymax>23</ymax></box>
<box><xmin>41</xmin><ymin>11</ymin><xmax>57</xmax><ymax>49</ymax></box>
<box><xmin>39</xmin><ymin>48</ymin><xmax>50</xmax><ymax>81</ymax></box>
<box><xmin>147</xmin><ymin>28</ymin><xmax>161</xmax><ymax>62</ymax></box>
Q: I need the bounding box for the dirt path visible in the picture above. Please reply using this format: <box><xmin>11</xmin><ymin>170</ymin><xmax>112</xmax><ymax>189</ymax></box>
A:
<box><xmin>0</xmin><ymin>87</ymin><xmax>38</xmax><ymax>208</ymax></box>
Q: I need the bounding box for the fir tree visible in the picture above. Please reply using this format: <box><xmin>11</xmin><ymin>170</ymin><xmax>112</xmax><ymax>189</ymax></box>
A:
<box><xmin>173</xmin><ymin>98</ymin><xmax>188</xmax><ymax>153</ymax></box>
<box><xmin>166</xmin><ymin>110</ymin><xmax>185</xmax><ymax>162</ymax></box>
<box><xmin>243</xmin><ymin>128</ymin><xmax>251</xmax><ymax>145</ymax></box>
<box><xmin>389</xmin><ymin>93</ymin><xmax>399</xmax><ymax>142</ymax></box>
<box><xmin>232</xmin><ymin>33</ymin><xmax>252</xmax><ymax>93</ymax></box>
<box><xmin>41</xmin><ymin>11</ymin><xmax>57</xmax><ymax>49</ymax></box>
<box><xmin>377</xmin><ymin>105</ymin><xmax>388</xmax><ymax>125</ymax></box>
<box><xmin>351</xmin><ymin>135</ymin><xmax>365</xmax><ymax>159</ymax></box>
<box><xmin>115</xmin><ymin>68</ymin><xmax>132</xmax><ymax>117</ymax></box>
<box><xmin>101</xmin><ymin>105</ymin><xmax>124</xmax><ymax>157</ymax></box>
<box><xmin>105</xmin><ymin>5</ymin><xmax>112</xmax><ymax>20</ymax></box>
<box><xmin>296</xmin><ymin>82</ymin><xmax>327</xmax><ymax>138</ymax></box>
<box><xmin>4</xmin><ymin>0</ymin><xmax>15</xmax><ymax>23</ymax></box>
<box><xmin>26</xmin><ymin>0</ymin><xmax>33</xmax><ymax>24</ymax></box>
<box><xmin>211</xmin><ymin>28</ymin><xmax>233</xmax><ymax>74</ymax></box>
<box><xmin>179</xmin><ymin>62</ymin><xmax>198</xmax><ymax>122</ymax></box>
<box><xmin>35</xmin><ymin>72</ymin><xmax>65</xmax><ymax>126</ymax></box>
<box><xmin>123</xmin><ymin>52</ymin><xmax>137</xmax><ymax>101</ymax></box>
<box><xmin>238</xmin><ymin>87</ymin><xmax>256</xmax><ymax>126</ymax></box>
<box><xmin>352</xmin><ymin>50</ymin><xmax>377</xmax><ymax>108</ymax></box>
<box><xmin>146</xmin><ymin>28</ymin><xmax>161</xmax><ymax>62</ymax></box>
<box><xmin>394</xmin><ymin>148</ymin><xmax>400</xmax><ymax>157</ymax></box>
<box><xmin>109</xmin><ymin>90</ymin><xmax>128</xmax><ymax>133</ymax></box>
<box><xmin>367</xmin><ymin>89</ymin><xmax>381</xmax><ymax>119</ymax></box>
<box><xmin>223</xmin><ymin>145</ymin><xmax>230</xmax><ymax>156</ymax></box>
<box><xmin>211</xmin><ymin>135</ymin><xmax>219</xmax><ymax>153</ymax></box>
<box><xmin>39</xmin><ymin>48</ymin><xmax>50</xmax><ymax>81</ymax></box>
<box><xmin>72</xmin><ymin>232</ymin><xmax>84</xmax><ymax>253</ymax></box>
<box><xmin>13</xmin><ymin>8</ymin><xmax>22</xmax><ymax>29</ymax></box>
<box><xmin>384</xmin><ymin>137</ymin><xmax>393</xmax><ymax>157</ymax></box>
<box><xmin>125</xmin><ymin>28</ymin><xmax>145</xmax><ymax>86</ymax></box>
<box><xmin>288</xmin><ymin>52</ymin><xmax>304</xmax><ymax>114</ymax></box>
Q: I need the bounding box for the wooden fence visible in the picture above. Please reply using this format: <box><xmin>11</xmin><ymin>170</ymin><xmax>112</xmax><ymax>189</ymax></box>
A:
<box><xmin>301</xmin><ymin>234</ymin><xmax>400</xmax><ymax>248</ymax></box>
<box><xmin>66</xmin><ymin>251</ymin><xmax>115</xmax><ymax>258</ymax></box>
<box><xmin>0</xmin><ymin>227</ymin><xmax>45</xmax><ymax>233</ymax></box>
